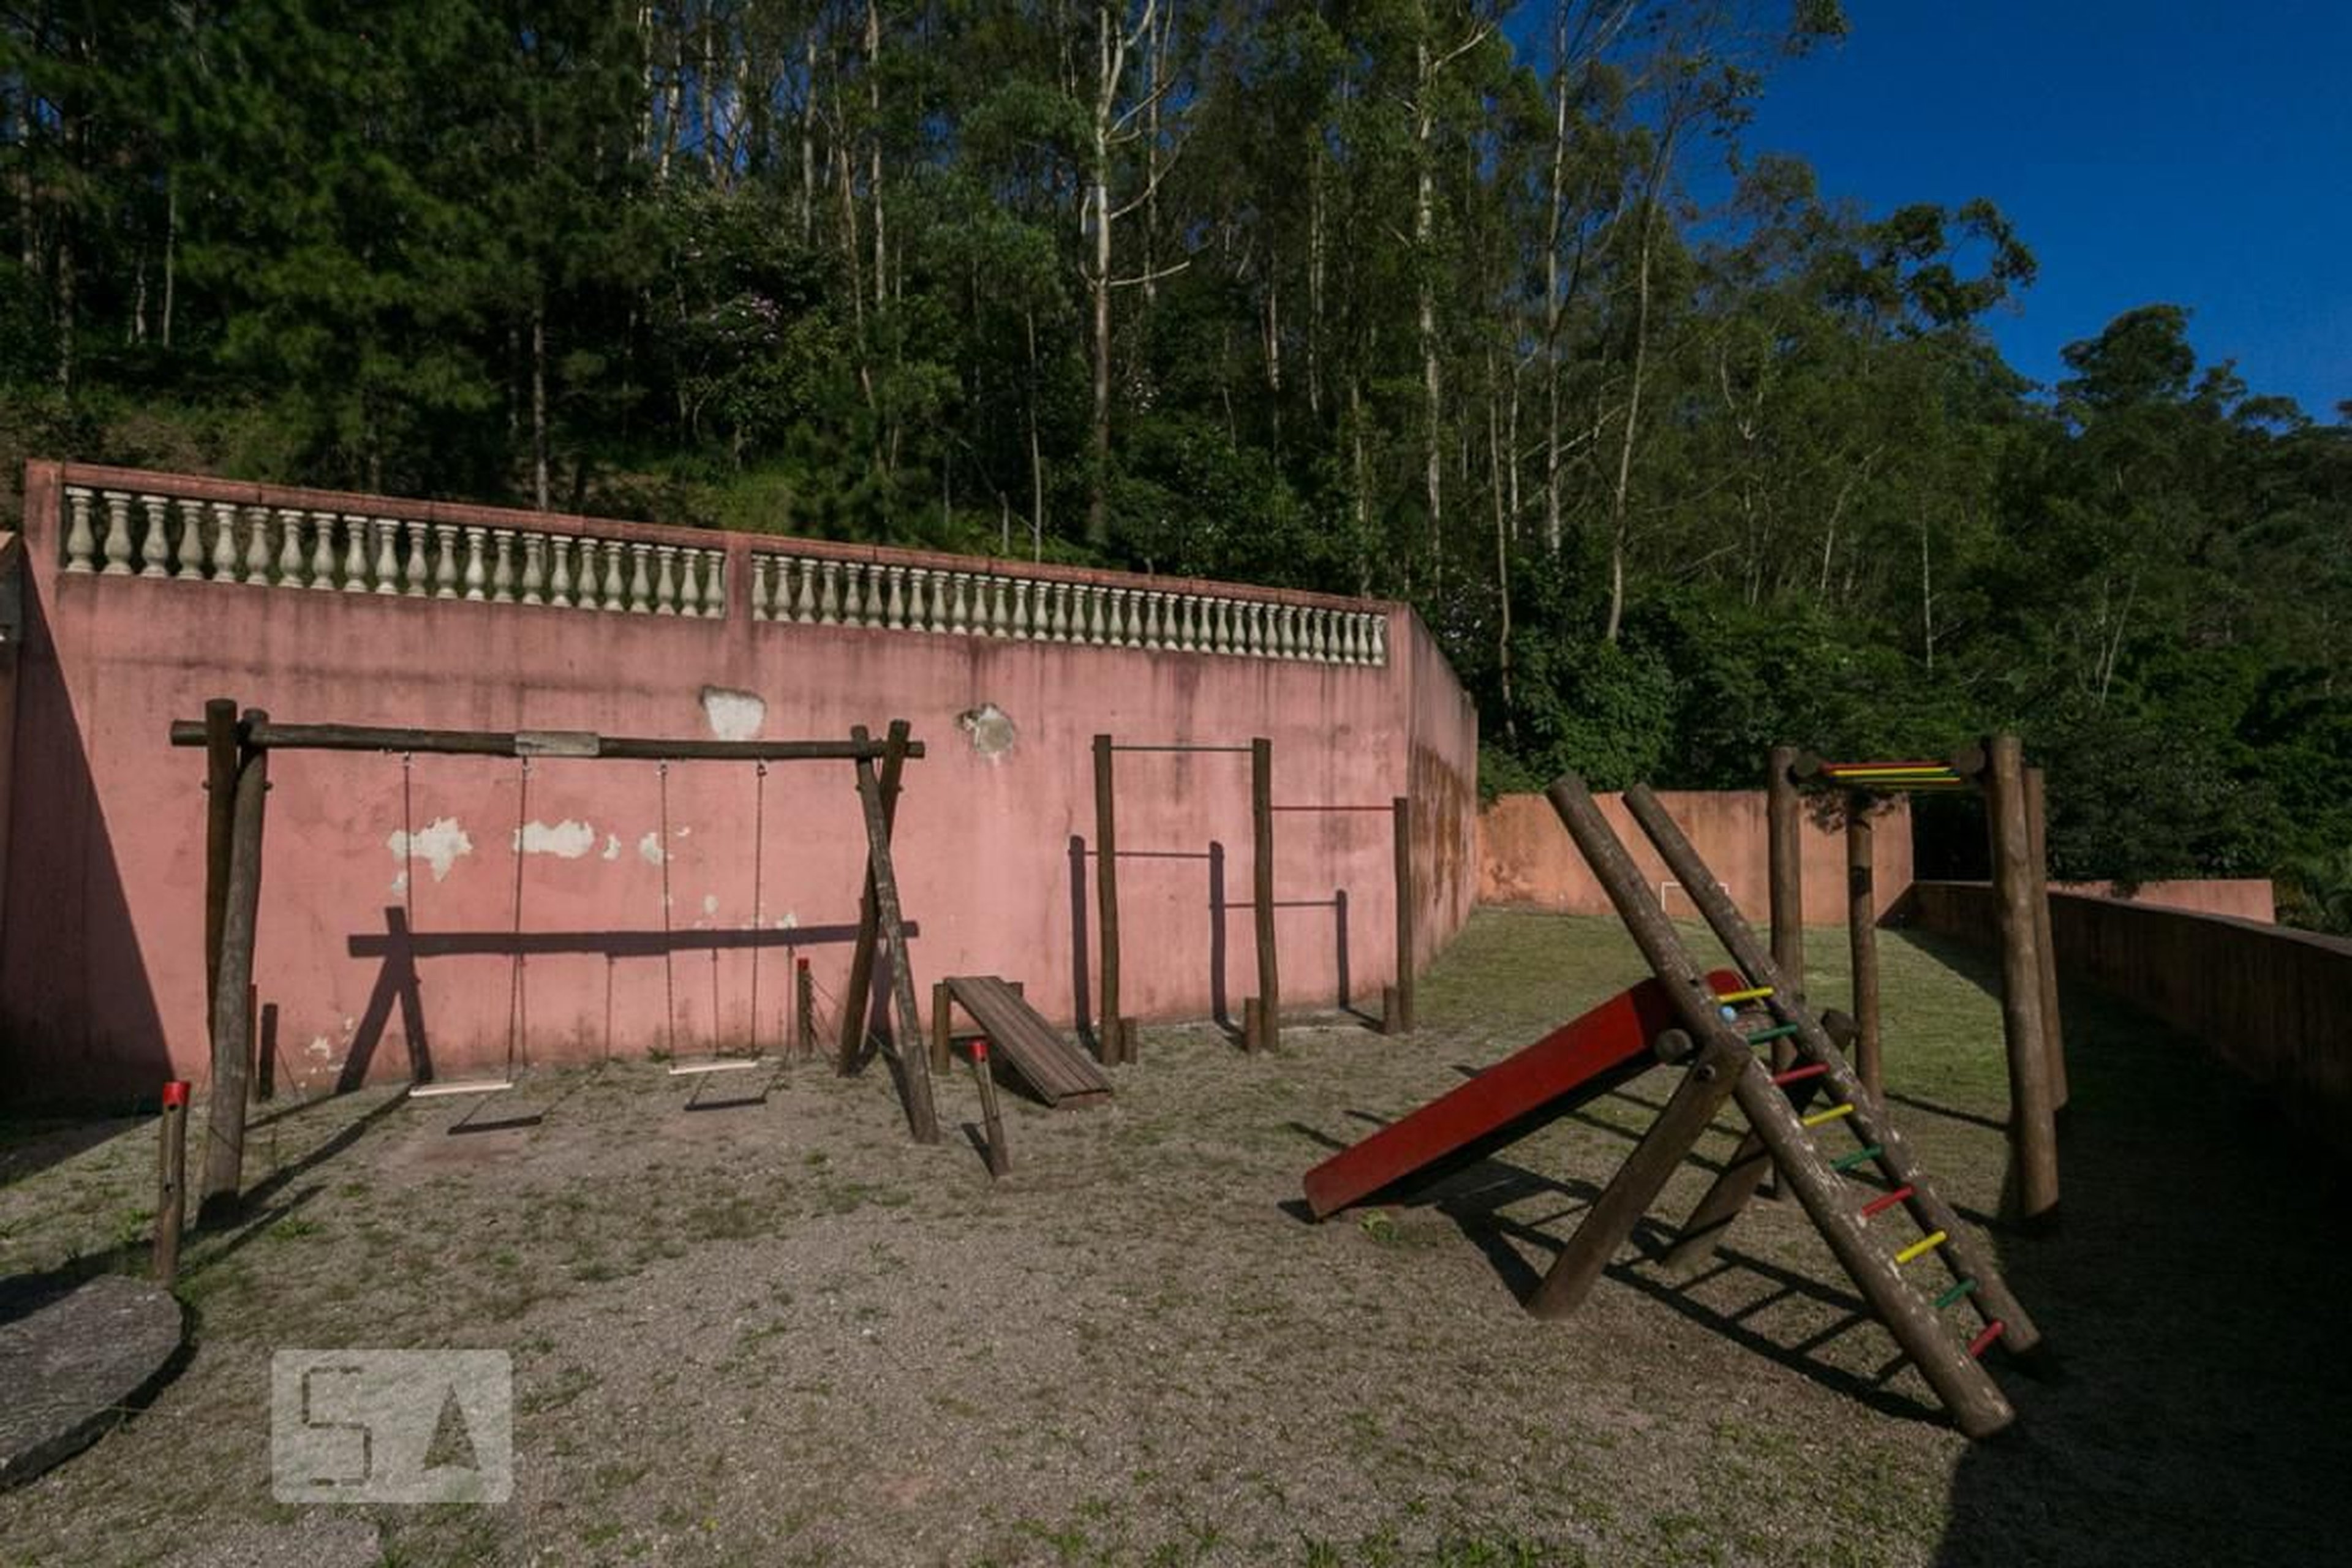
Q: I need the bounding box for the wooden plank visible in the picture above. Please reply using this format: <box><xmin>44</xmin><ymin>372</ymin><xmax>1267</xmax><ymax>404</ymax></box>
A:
<box><xmin>2024</xmin><ymin>765</ymin><xmax>2069</xmax><ymax>1114</ymax></box>
<box><xmin>153</xmin><ymin>1083</ymin><xmax>189</xmax><ymax>1283</ymax></box>
<box><xmin>169</xmin><ymin>718</ymin><xmax>923</xmax><ymax>763</ymax></box>
<box><xmin>202</xmin><ymin>699</ymin><xmax>237</xmax><ymax>1021</ymax></box>
<box><xmin>854</xmin><ymin>722</ymin><xmax>938</xmax><ymax>1144</ymax></box>
<box><xmin>944</xmin><ymin>976</ymin><xmax>1112</xmax><ymax>1107</ymax></box>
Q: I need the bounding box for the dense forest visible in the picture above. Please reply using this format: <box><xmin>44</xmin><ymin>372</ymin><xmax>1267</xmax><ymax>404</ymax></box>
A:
<box><xmin>4</xmin><ymin>2</ymin><xmax>2348</xmax><ymax>923</ymax></box>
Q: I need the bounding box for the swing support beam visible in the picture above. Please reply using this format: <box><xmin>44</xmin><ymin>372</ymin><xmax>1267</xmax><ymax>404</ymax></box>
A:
<box><xmin>168</xmin><ymin>701</ymin><xmax>942</xmax><ymax>1205</ymax></box>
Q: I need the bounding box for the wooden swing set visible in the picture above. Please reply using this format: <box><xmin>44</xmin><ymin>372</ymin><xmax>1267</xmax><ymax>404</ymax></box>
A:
<box><xmin>170</xmin><ymin>698</ymin><xmax>939</xmax><ymax>1223</ymax></box>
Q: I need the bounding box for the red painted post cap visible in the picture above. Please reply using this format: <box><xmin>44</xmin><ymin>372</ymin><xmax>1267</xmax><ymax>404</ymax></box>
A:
<box><xmin>797</xmin><ymin>957</ymin><xmax>810</xmax><ymax>970</ymax></box>
<box><xmin>161</xmin><ymin>1080</ymin><xmax>191</xmax><ymax>1108</ymax></box>
<box><xmin>972</xmin><ymin>1038</ymin><xmax>990</xmax><ymax>1063</ymax></box>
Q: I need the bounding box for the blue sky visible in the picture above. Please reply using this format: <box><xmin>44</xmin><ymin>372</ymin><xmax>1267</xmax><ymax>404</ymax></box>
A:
<box><xmin>1735</xmin><ymin>2</ymin><xmax>2351</xmax><ymax>418</ymax></box>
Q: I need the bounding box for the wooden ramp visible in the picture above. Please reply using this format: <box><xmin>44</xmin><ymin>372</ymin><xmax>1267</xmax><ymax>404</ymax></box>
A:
<box><xmin>933</xmin><ymin>976</ymin><xmax>1112</xmax><ymax>1107</ymax></box>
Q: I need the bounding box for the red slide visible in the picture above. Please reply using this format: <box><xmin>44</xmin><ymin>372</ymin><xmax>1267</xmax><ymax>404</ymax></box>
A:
<box><xmin>1303</xmin><ymin>969</ymin><xmax>1741</xmax><ymax>1219</ymax></box>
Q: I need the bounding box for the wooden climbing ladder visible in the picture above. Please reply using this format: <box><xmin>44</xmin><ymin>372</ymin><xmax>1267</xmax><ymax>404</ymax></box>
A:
<box><xmin>1540</xmin><ymin>772</ymin><xmax>2045</xmax><ymax>1441</ymax></box>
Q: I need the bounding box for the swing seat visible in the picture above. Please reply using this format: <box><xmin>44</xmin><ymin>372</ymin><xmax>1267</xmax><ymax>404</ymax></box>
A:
<box><xmin>407</xmin><ymin>1078</ymin><xmax>515</xmax><ymax>1099</ymax></box>
<box><xmin>666</xmin><ymin>1057</ymin><xmax>765</xmax><ymax>1077</ymax></box>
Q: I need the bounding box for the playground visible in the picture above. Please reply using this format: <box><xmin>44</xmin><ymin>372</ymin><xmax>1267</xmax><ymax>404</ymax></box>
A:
<box><xmin>4</xmin><ymin>910</ymin><xmax>2347</xmax><ymax>1567</ymax></box>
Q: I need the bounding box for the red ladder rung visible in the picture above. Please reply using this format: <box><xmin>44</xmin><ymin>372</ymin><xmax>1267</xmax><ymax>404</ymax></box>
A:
<box><xmin>1770</xmin><ymin>1061</ymin><xmax>1830</xmax><ymax>1087</ymax></box>
<box><xmin>1859</xmin><ymin>1184</ymin><xmax>1915</xmax><ymax>1219</ymax></box>
<box><xmin>1966</xmin><ymin>1320</ymin><xmax>2007</xmax><ymax>1360</ymax></box>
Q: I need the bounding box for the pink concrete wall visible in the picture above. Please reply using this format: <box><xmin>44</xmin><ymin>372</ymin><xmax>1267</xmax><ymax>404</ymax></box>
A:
<box><xmin>2</xmin><ymin>463</ymin><xmax>1478</xmax><ymax>1103</ymax></box>
<box><xmin>1477</xmin><ymin>790</ymin><xmax>1916</xmax><ymax>925</ymax></box>
<box><xmin>2049</xmin><ymin>880</ymin><xmax>2275</xmax><ymax>924</ymax></box>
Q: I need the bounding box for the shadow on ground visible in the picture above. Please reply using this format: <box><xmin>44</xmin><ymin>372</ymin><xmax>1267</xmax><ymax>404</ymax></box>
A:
<box><xmin>1933</xmin><ymin>968</ymin><xmax>2352</xmax><ymax>1565</ymax></box>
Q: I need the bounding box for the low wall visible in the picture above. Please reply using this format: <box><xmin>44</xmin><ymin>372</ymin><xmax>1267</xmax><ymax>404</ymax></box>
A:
<box><xmin>1478</xmin><ymin>790</ymin><xmax>1915</xmax><ymax>925</ymax></box>
<box><xmin>2049</xmin><ymin>880</ymin><xmax>2274</xmax><ymax>924</ymax></box>
<box><xmin>1902</xmin><ymin>881</ymin><xmax>2350</xmax><ymax>1161</ymax></box>
<box><xmin>3</xmin><ymin>462</ymin><xmax>1477</xmax><ymax>1104</ymax></box>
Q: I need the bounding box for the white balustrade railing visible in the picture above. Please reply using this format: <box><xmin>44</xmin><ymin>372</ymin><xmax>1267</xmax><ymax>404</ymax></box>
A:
<box><xmin>58</xmin><ymin>484</ymin><xmax>727</xmax><ymax>619</ymax></box>
<box><xmin>745</xmin><ymin>548</ymin><xmax>1387</xmax><ymax>666</ymax></box>
<box><xmin>51</xmin><ymin>477</ymin><xmax>1391</xmax><ymax>667</ymax></box>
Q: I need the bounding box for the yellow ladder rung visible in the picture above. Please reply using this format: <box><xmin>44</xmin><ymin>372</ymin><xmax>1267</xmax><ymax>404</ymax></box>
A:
<box><xmin>1800</xmin><ymin>1102</ymin><xmax>1857</xmax><ymax>1128</ymax></box>
<box><xmin>1894</xmin><ymin>1229</ymin><xmax>1950</xmax><ymax>1266</ymax></box>
<box><xmin>1714</xmin><ymin>985</ymin><xmax>1774</xmax><ymax>1005</ymax></box>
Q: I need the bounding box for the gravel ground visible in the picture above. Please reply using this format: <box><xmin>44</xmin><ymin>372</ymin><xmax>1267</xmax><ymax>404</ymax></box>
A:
<box><xmin>2</xmin><ymin>910</ymin><xmax>2348</xmax><ymax>1567</ymax></box>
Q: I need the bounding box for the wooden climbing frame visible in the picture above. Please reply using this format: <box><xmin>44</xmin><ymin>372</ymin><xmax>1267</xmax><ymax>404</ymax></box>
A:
<box><xmin>168</xmin><ymin>703</ymin><xmax>940</xmax><ymax>1220</ymax></box>
<box><xmin>1540</xmin><ymin>772</ymin><xmax>2046</xmax><ymax>1441</ymax></box>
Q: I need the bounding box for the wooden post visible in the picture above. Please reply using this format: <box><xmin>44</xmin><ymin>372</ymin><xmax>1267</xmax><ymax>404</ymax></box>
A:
<box><xmin>200</xmin><ymin>710</ymin><xmax>268</xmax><ymax>1224</ymax></box>
<box><xmin>1250</xmin><ymin>737</ymin><xmax>1279</xmax><ymax>1052</ymax></box>
<box><xmin>2024</xmin><ymin>766</ymin><xmax>2069</xmax><ymax>1115</ymax></box>
<box><xmin>202</xmin><ymin>698</ymin><xmax>237</xmax><ymax>1019</ymax></box>
<box><xmin>931</xmin><ymin>979</ymin><xmax>954</xmax><ymax>1072</ymax></box>
<box><xmin>1091</xmin><ymin>734</ymin><xmax>1122</xmax><ymax>1064</ymax></box>
<box><xmin>1846</xmin><ymin>794</ymin><xmax>1882</xmax><ymax>1099</ymax></box>
<box><xmin>795</xmin><ymin>957</ymin><xmax>813</xmax><ymax>1059</ymax></box>
<box><xmin>1527</xmin><ymin>1029</ymin><xmax>1744</xmax><ymax>1319</ymax></box>
<box><xmin>1766</xmin><ymin>745</ymin><xmax>1805</xmax><ymax>1016</ymax></box>
<box><xmin>1389</xmin><ymin>795</ymin><xmax>1415</xmax><ymax>1035</ymax></box>
<box><xmin>1986</xmin><ymin>734</ymin><xmax>2061</xmax><ymax>1225</ymax></box>
<box><xmin>839</xmin><ymin>725</ymin><xmax>911</xmax><ymax>1073</ymax></box>
<box><xmin>852</xmin><ymin>722</ymin><xmax>938</xmax><ymax>1143</ymax></box>
<box><xmin>153</xmin><ymin>1081</ymin><xmax>189</xmax><ymax>1283</ymax></box>
<box><xmin>971</xmin><ymin>1038</ymin><xmax>1009</xmax><ymax>1178</ymax></box>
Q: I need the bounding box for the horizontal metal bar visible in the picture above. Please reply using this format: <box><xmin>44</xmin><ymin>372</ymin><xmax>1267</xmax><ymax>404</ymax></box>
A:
<box><xmin>168</xmin><ymin>717</ymin><xmax>924</xmax><ymax>762</ymax></box>
<box><xmin>1267</xmin><ymin>804</ymin><xmax>1393</xmax><ymax>813</ymax></box>
<box><xmin>1106</xmin><ymin>744</ymin><xmax>1254</xmax><ymax>755</ymax></box>
<box><xmin>1074</xmin><ymin>848</ymin><xmax>1215</xmax><ymax>861</ymax></box>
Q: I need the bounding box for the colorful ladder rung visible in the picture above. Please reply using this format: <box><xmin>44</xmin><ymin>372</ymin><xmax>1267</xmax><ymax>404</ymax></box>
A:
<box><xmin>1894</xmin><ymin>1229</ymin><xmax>1950</xmax><ymax>1266</ymax></box>
<box><xmin>1932</xmin><ymin>1277</ymin><xmax>1981</xmax><ymax>1310</ymax></box>
<box><xmin>1746</xmin><ymin>1023</ymin><xmax>1800</xmax><ymax>1045</ymax></box>
<box><xmin>1801</xmin><ymin>1102</ymin><xmax>1858</xmax><ymax>1129</ymax></box>
<box><xmin>1966</xmin><ymin>1320</ymin><xmax>2007</xmax><ymax>1360</ymax></box>
<box><xmin>1859</xmin><ymin>1184</ymin><xmax>1915</xmax><ymax>1219</ymax></box>
<box><xmin>1831</xmin><ymin>1144</ymin><xmax>1884</xmax><ymax>1172</ymax></box>
<box><xmin>1714</xmin><ymin>986</ymin><xmax>1774</xmax><ymax>1005</ymax></box>
<box><xmin>1771</xmin><ymin>1061</ymin><xmax>1830</xmax><ymax>1087</ymax></box>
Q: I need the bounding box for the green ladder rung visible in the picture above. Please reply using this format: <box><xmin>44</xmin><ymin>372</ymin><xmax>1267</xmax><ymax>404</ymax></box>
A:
<box><xmin>1830</xmin><ymin>1144</ymin><xmax>1885</xmax><ymax>1172</ymax></box>
<box><xmin>1746</xmin><ymin>1023</ymin><xmax>1800</xmax><ymax>1045</ymax></box>
<box><xmin>1933</xmin><ymin>1277</ymin><xmax>1980</xmax><ymax>1311</ymax></box>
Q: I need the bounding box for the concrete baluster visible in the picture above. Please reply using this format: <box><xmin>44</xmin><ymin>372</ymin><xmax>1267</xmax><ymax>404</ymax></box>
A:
<box><xmin>548</xmin><ymin>536</ymin><xmax>573</xmax><ymax>608</ymax></box>
<box><xmin>168</xmin><ymin>497</ymin><xmax>202</xmax><ymax>578</ymax></box>
<box><xmin>279</xmin><ymin>509</ymin><xmax>310</xmax><ymax>587</ymax></box>
<box><xmin>676</xmin><ymin>546</ymin><xmax>701</xmax><ymax>616</ymax></box>
<box><xmin>243</xmin><ymin>507</ymin><xmax>274</xmax><ymax>586</ymax></box>
<box><xmin>491</xmin><ymin>529</ymin><xmax>517</xmax><ymax>602</ymax></box>
<box><xmin>62</xmin><ymin>488</ymin><xmax>97</xmax><ymax>572</ymax></box>
<box><xmin>341</xmin><ymin>514</ymin><xmax>371</xmax><ymax>591</ymax></box>
<box><xmin>520</xmin><ymin>533</ymin><xmax>546</xmax><ymax>605</ymax></box>
<box><xmin>209</xmin><ymin>502</ymin><xmax>241</xmax><ymax>582</ymax></box>
<box><xmin>306</xmin><ymin>511</ymin><xmax>338</xmax><ymax>589</ymax></box>
<box><xmin>461</xmin><ymin>526</ymin><xmax>489</xmax><ymax>601</ymax></box>
<box><xmin>817</xmin><ymin>559</ymin><xmax>840</xmax><ymax>623</ymax></box>
<box><xmin>840</xmin><ymin>561</ymin><xmax>864</xmax><ymax>624</ymax></box>
<box><xmin>100</xmin><ymin>492</ymin><xmax>135</xmax><ymax>576</ymax></box>
<box><xmin>1011</xmin><ymin>579</ymin><xmax>1032</xmax><ymax>638</ymax></box>
<box><xmin>401</xmin><ymin>522</ymin><xmax>429</xmax><ymax>595</ymax></box>
<box><xmin>885</xmin><ymin>565</ymin><xmax>907</xmax><ymax>628</ymax></box>
<box><xmin>628</xmin><ymin>543</ymin><xmax>655</xmax><ymax>612</ymax></box>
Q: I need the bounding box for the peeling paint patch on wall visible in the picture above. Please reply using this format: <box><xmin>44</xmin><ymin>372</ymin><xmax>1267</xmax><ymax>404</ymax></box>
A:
<box><xmin>638</xmin><ymin>832</ymin><xmax>666</xmax><ymax>865</ymax></box>
<box><xmin>701</xmin><ymin>685</ymin><xmax>766</xmax><ymax>741</ymax></box>
<box><xmin>958</xmin><ymin>703</ymin><xmax>1017</xmax><ymax>760</ymax></box>
<box><xmin>516</xmin><ymin>819</ymin><xmax>597</xmax><ymax>858</ymax></box>
<box><xmin>603</xmin><ymin>834</ymin><xmax>622</xmax><ymax>861</ymax></box>
<box><xmin>388</xmin><ymin>818</ymin><xmax>473</xmax><ymax>883</ymax></box>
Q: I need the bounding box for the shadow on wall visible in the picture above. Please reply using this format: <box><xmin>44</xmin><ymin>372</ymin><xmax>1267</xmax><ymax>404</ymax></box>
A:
<box><xmin>1931</xmin><ymin>964</ymin><xmax>2352</xmax><ymax>1564</ymax></box>
<box><xmin>0</xmin><ymin>585</ymin><xmax>170</xmax><ymax>1119</ymax></box>
<box><xmin>333</xmin><ymin>911</ymin><xmax>915</xmax><ymax>1090</ymax></box>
